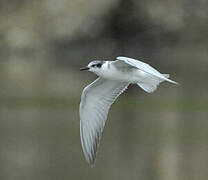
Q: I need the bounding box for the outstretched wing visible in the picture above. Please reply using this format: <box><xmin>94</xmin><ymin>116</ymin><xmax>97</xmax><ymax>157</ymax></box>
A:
<box><xmin>116</xmin><ymin>56</ymin><xmax>178</xmax><ymax>85</ymax></box>
<box><xmin>80</xmin><ymin>78</ymin><xmax>129</xmax><ymax>165</ymax></box>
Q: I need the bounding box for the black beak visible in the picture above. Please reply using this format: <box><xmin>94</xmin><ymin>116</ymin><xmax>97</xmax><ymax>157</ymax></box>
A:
<box><xmin>80</xmin><ymin>66</ymin><xmax>89</xmax><ymax>71</ymax></box>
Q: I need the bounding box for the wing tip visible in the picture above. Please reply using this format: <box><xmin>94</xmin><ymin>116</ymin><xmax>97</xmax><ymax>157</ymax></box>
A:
<box><xmin>87</xmin><ymin>156</ymin><xmax>96</xmax><ymax>167</ymax></box>
<box><xmin>168</xmin><ymin>79</ymin><xmax>180</xmax><ymax>85</ymax></box>
<box><xmin>83</xmin><ymin>149</ymin><xmax>97</xmax><ymax>167</ymax></box>
<box><xmin>162</xmin><ymin>74</ymin><xmax>180</xmax><ymax>85</ymax></box>
<box><xmin>80</xmin><ymin>122</ymin><xmax>99</xmax><ymax>167</ymax></box>
<box><xmin>82</xmin><ymin>145</ymin><xmax>97</xmax><ymax>166</ymax></box>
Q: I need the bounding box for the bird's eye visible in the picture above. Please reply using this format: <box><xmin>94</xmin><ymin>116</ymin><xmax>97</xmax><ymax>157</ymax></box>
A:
<box><xmin>91</xmin><ymin>64</ymin><xmax>95</xmax><ymax>67</ymax></box>
<box><xmin>96</xmin><ymin>63</ymin><xmax>102</xmax><ymax>68</ymax></box>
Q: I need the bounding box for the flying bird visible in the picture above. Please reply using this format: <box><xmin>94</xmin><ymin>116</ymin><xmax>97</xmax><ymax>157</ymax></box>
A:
<box><xmin>79</xmin><ymin>56</ymin><xmax>178</xmax><ymax>165</ymax></box>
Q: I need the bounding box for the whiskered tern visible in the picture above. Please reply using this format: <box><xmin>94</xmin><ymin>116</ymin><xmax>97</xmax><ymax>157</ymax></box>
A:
<box><xmin>79</xmin><ymin>56</ymin><xmax>178</xmax><ymax>165</ymax></box>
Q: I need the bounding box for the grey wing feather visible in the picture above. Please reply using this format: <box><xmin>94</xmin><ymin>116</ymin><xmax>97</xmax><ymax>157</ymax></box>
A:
<box><xmin>116</xmin><ymin>56</ymin><xmax>178</xmax><ymax>85</ymax></box>
<box><xmin>80</xmin><ymin>78</ymin><xmax>129</xmax><ymax>165</ymax></box>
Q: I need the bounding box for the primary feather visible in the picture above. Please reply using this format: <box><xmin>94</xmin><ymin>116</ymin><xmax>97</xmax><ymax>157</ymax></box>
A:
<box><xmin>80</xmin><ymin>77</ymin><xmax>129</xmax><ymax>165</ymax></box>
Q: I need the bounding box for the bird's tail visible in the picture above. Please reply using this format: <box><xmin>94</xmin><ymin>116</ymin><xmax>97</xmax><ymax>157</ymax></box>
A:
<box><xmin>137</xmin><ymin>74</ymin><xmax>179</xmax><ymax>93</ymax></box>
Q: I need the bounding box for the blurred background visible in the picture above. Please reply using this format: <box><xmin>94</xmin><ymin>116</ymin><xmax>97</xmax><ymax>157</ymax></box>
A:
<box><xmin>0</xmin><ymin>0</ymin><xmax>208</xmax><ymax>179</ymax></box>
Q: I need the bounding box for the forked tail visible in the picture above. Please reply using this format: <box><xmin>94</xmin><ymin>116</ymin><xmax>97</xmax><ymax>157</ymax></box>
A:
<box><xmin>137</xmin><ymin>74</ymin><xmax>179</xmax><ymax>93</ymax></box>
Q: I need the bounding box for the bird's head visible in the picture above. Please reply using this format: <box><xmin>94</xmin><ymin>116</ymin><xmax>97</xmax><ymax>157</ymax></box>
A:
<box><xmin>80</xmin><ymin>61</ymin><xmax>104</xmax><ymax>75</ymax></box>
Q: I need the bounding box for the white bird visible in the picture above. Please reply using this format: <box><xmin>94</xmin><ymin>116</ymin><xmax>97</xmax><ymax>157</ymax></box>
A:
<box><xmin>79</xmin><ymin>56</ymin><xmax>178</xmax><ymax>165</ymax></box>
